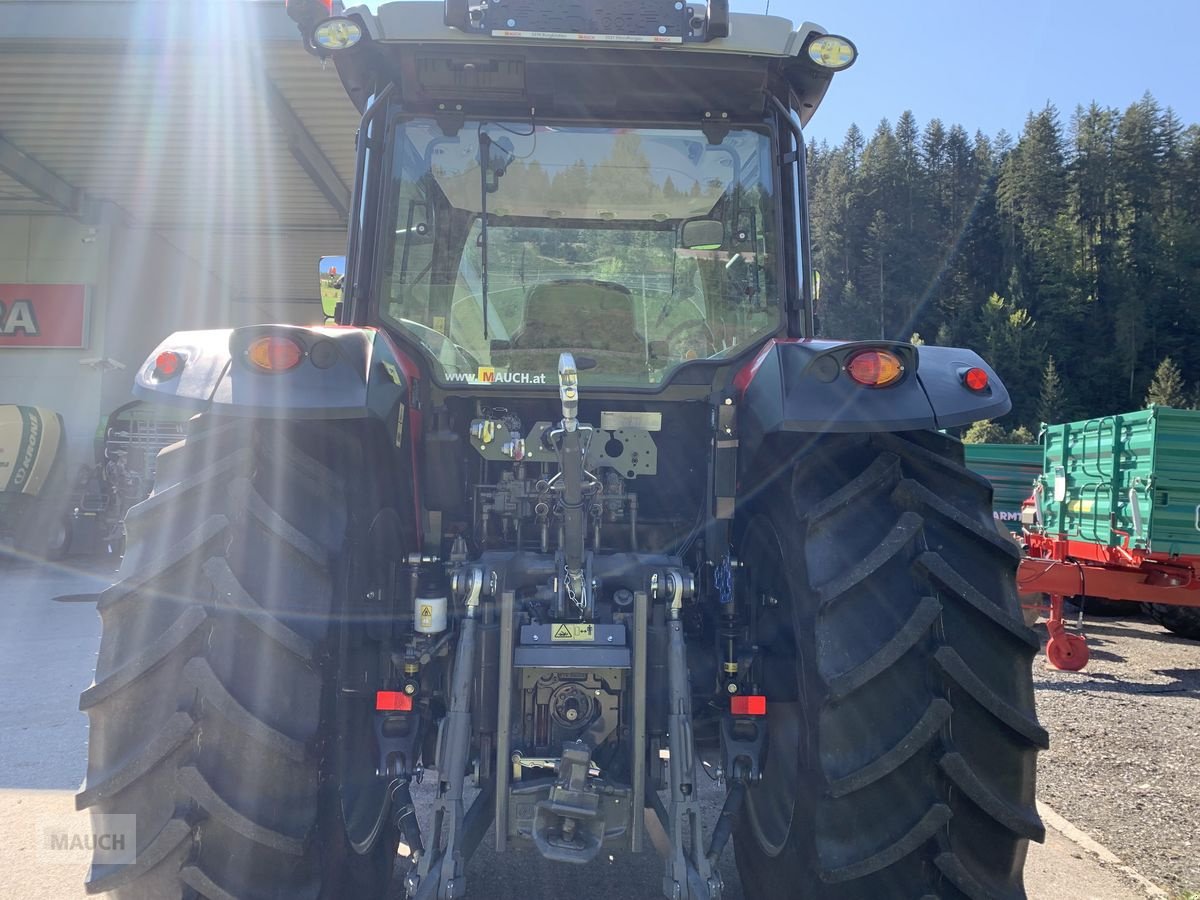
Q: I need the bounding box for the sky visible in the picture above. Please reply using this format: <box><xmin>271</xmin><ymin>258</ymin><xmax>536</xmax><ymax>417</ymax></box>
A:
<box><xmin>355</xmin><ymin>0</ymin><xmax>1200</xmax><ymax>146</ymax></box>
<box><xmin>745</xmin><ymin>0</ymin><xmax>1200</xmax><ymax>146</ymax></box>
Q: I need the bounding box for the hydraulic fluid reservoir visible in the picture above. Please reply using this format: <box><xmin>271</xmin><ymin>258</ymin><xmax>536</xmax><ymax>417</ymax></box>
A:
<box><xmin>414</xmin><ymin>568</ymin><xmax>448</xmax><ymax>634</ymax></box>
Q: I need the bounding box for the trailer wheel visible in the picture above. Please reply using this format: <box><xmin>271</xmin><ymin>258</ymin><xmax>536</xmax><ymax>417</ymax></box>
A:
<box><xmin>12</xmin><ymin>494</ymin><xmax>72</xmax><ymax>561</ymax></box>
<box><xmin>78</xmin><ymin>418</ymin><xmax>400</xmax><ymax>898</ymax></box>
<box><xmin>1065</xmin><ymin>595</ymin><xmax>1140</xmax><ymax>618</ymax></box>
<box><xmin>1142</xmin><ymin>603</ymin><xmax>1200</xmax><ymax>641</ymax></box>
<box><xmin>733</xmin><ymin>431</ymin><xmax>1046</xmax><ymax>898</ymax></box>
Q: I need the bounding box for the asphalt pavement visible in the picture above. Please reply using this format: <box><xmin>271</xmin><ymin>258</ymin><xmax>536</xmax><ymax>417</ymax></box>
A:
<box><xmin>0</xmin><ymin>556</ymin><xmax>1158</xmax><ymax>900</ymax></box>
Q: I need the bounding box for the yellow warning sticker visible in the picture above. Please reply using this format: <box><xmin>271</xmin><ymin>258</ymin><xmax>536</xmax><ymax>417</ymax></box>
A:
<box><xmin>419</xmin><ymin>604</ymin><xmax>434</xmax><ymax>628</ymax></box>
<box><xmin>551</xmin><ymin>623</ymin><xmax>596</xmax><ymax>642</ymax></box>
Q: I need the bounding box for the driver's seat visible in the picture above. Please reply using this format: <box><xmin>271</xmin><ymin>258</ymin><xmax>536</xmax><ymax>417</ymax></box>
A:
<box><xmin>511</xmin><ymin>279</ymin><xmax>642</xmax><ymax>352</ymax></box>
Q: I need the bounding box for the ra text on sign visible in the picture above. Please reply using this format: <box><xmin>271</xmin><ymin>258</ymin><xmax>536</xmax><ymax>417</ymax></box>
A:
<box><xmin>0</xmin><ymin>284</ymin><xmax>90</xmax><ymax>348</ymax></box>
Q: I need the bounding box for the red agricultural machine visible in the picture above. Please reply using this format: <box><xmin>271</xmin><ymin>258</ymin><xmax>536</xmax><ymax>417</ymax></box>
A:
<box><xmin>1018</xmin><ymin>407</ymin><xmax>1200</xmax><ymax>670</ymax></box>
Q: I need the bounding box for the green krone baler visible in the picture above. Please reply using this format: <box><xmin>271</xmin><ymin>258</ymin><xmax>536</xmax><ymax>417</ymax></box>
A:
<box><xmin>1036</xmin><ymin>406</ymin><xmax>1200</xmax><ymax>556</ymax></box>
<box><xmin>0</xmin><ymin>404</ymin><xmax>72</xmax><ymax>560</ymax></box>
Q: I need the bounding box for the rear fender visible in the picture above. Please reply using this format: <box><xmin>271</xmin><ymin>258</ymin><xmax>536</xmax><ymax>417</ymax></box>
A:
<box><xmin>133</xmin><ymin>325</ymin><xmax>414</xmax><ymax>421</ymax></box>
<box><xmin>736</xmin><ymin>338</ymin><xmax>1010</xmax><ymax>459</ymax></box>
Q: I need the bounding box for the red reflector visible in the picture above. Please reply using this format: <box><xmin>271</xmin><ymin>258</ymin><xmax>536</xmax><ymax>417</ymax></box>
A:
<box><xmin>844</xmin><ymin>349</ymin><xmax>904</xmax><ymax>387</ymax></box>
<box><xmin>247</xmin><ymin>335</ymin><xmax>304</xmax><ymax>372</ymax></box>
<box><xmin>731</xmin><ymin>695</ymin><xmax>767</xmax><ymax>716</ymax></box>
<box><xmin>376</xmin><ymin>691</ymin><xmax>413</xmax><ymax>712</ymax></box>
<box><xmin>154</xmin><ymin>351</ymin><xmax>184</xmax><ymax>380</ymax></box>
<box><xmin>963</xmin><ymin>367</ymin><xmax>989</xmax><ymax>392</ymax></box>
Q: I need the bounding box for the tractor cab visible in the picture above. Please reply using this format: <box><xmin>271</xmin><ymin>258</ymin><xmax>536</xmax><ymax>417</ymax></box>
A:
<box><xmin>288</xmin><ymin>0</ymin><xmax>857</xmax><ymax>392</ymax></box>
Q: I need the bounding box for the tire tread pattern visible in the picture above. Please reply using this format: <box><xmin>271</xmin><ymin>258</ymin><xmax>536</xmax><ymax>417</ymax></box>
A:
<box><xmin>1142</xmin><ymin>602</ymin><xmax>1200</xmax><ymax>640</ymax></box>
<box><xmin>734</xmin><ymin>431</ymin><xmax>1044</xmax><ymax>899</ymax></box>
<box><xmin>78</xmin><ymin>420</ymin><xmax>354</xmax><ymax>899</ymax></box>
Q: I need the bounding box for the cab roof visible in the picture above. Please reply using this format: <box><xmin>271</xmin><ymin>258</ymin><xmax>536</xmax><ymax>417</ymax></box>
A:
<box><xmin>336</xmin><ymin>1</ymin><xmax>841</xmax><ymax>125</ymax></box>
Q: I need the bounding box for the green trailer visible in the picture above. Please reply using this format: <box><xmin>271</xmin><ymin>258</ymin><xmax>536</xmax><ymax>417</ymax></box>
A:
<box><xmin>1020</xmin><ymin>406</ymin><xmax>1200</xmax><ymax>666</ymax></box>
<box><xmin>1036</xmin><ymin>406</ymin><xmax>1200</xmax><ymax>555</ymax></box>
<box><xmin>963</xmin><ymin>442</ymin><xmax>1042</xmax><ymax>536</ymax></box>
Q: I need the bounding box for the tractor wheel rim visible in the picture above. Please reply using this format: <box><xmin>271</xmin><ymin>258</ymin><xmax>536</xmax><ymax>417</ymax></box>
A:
<box><xmin>741</xmin><ymin>514</ymin><xmax>802</xmax><ymax>858</ymax></box>
<box><xmin>49</xmin><ymin>519</ymin><xmax>67</xmax><ymax>551</ymax></box>
<box><xmin>340</xmin><ymin>695</ymin><xmax>389</xmax><ymax>853</ymax></box>
<box><xmin>339</xmin><ymin>508</ymin><xmax>403</xmax><ymax>854</ymax></box>
<box><xmin>745</xmin><ymin>699</ymin><xmax>801</xmax><ymax>856</ymax></box>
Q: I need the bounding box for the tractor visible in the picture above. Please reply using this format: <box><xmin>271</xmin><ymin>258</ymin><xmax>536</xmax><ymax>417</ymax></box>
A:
<box><xmin>78</xmin><ymin>2</ymin><xmax>1046</xmax><ymax>897</ymax></box>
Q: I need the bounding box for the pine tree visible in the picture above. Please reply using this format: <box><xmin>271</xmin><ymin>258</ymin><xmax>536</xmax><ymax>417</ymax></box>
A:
<box><xmin>843</xmin><ymin>123</ymin><xmax>865</xmax><ymax>171</ymax></box>
<box><xmin>1145</xmin><ymin>357</ymin><xmax>1187</xmax><ymax>408</ymax></box>
<box><xmin>997</xmin><ymin>106</ymin><xmax>1070</xmax><ymax>303</ymax></box>
<box><xmin>804</xmin><ymin>93</ymin><xmax>1199</xmax><ymax>427</ymax></box>
<box><xmin>1037</xmin><ymin>355</ymin><xmax>1066</xmax><ymax>424</ymax></box>
<box><xmin>1068</xmin><ymin>102</ymin><xmax>1116</xmax><ymax>289</ymax></box>
<box><xmin>979</xmin><ymin>293</ymin><xmax>1039</xmax><ymax>426</ymax></box>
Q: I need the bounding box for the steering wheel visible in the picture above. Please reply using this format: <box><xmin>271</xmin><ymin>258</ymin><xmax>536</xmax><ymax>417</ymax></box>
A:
<box><xmin>664</xmin><ymin>318</ymin><xmax>717</xmax><ymax>362</ymax></box>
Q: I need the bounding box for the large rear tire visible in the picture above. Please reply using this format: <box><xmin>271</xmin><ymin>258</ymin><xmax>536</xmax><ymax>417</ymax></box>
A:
<box><xmin>1141</xmin><ymin>603</ymin><xmax>1200</xmax><ymax>641</ymax></box>
<box><xmin>78</xmin><ymin>418</ymin><xmax>400</xmax><ymax>898</ymax></box>
<box><xmin>733</xmin><ymin>431</ymin><xmax>1047</xmax><ymax>898</ymax></box>
<box><xmin>993</xmin><ymin>521</ymin><xmax>1041</xmax><ymax>628</ymax></box>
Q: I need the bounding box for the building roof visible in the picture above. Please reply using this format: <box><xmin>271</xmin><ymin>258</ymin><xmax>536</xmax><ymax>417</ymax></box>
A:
<box><xmin>0</xmin><ymin>0</ymin><xmax>359</xmax><ymax>318</ymax></box>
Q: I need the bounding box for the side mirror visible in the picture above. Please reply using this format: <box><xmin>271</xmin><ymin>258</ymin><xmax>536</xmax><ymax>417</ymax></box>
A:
<box><xmin>680</xmin><ymin>218</ymin><xmax>724</xmax><ymax>250</ymax></box>
<box><xmin>480</xmin><ymin>133</ymin><xmax>515</xmax><ymax>193</ymax></box>
<box><xmin>319</xmin><ymin>255</ymin><xmax>346</xmax><ymax>320</ymax></box>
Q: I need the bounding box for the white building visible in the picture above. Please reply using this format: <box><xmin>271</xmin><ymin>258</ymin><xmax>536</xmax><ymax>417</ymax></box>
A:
<box><xmin>0</xmin><ymin>0</ymin><xmax>357</xmax><ymax>470</ymax></box>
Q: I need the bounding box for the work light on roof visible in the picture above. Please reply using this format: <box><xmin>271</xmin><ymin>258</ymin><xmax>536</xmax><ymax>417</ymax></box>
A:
<box><xmin>313</xmin><ymin>16</ymin><xmax>363</xmax><ymax>51</ymax></box>
<box><xmin>806</xmin><ymin>34</ymin><xmax>857</xmax><ymax>71</ymax></box>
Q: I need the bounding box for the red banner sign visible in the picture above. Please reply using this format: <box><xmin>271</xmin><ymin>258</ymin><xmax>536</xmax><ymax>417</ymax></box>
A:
<box><xmin>0</xmin><ymin>284</ymin><xmax>90</xmax><ymax>348</ymax></box>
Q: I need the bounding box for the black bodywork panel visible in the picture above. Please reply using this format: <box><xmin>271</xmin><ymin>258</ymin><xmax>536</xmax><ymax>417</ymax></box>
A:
<box><xmin>737</xmin><ymin>339</ymin><xmax>1010</xmax><ymax>461</ymax></box>
<box><xmin>133</xmin><ymin>330</ymin><xmax>1009</xmax><ymax>439</ymax></box>
<box><xmin>132</xmin><ymin>325</ymin><xmax>409</xmax><ymax>423</ymax></box>
<box><xmin>331</xmin><ymin>12</ymin><xmax>832</xmax><ymax>123</ymax></box>
<box><xmin>457</xmin><ymin>0</ymin><xmax>725</xmax><ymax>43</ymax></box>
<box><xmin>392</xmin><ymin>45</ymin><xmax>780</xmax><ymax>120</ymax></box>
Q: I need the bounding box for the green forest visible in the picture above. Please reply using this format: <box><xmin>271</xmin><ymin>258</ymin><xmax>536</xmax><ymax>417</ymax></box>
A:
<box><xmin>806</xmin><ymin>93</ymin><xmax>1200</xmax><ymax>439</ymax></box>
